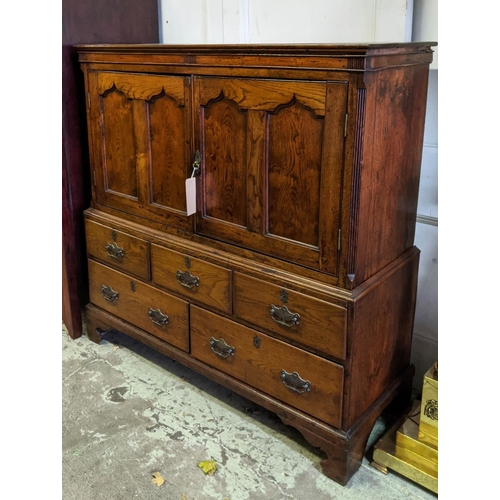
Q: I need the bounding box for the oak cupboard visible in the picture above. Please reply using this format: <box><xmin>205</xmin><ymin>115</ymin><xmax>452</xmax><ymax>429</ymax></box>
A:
<box><xmin>79</xmin><ymin>43</ymin><xmax>435</xmax><ymax>485</ymax></box>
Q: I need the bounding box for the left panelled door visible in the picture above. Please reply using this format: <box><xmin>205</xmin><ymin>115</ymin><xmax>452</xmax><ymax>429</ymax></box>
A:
<box><xmin>87</xmin><ymin>71</ymin><xmax>193</xmax><ymax>231</ymax></box>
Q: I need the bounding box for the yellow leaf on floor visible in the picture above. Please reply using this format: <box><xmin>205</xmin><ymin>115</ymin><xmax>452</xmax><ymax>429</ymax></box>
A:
<box><xmin>197</xmin><ymin>459</ymin><xmax>217</xmax><ymax>475</ymax></box>
<box><xmin>181</xmin><ymin>494</ymin><xmax>187</xmax><ymax>500</ymax></box>
<box><xmin>151</xmin><ymin>472</ymin><xmax>165</xmax><ymax>486</ymax></box>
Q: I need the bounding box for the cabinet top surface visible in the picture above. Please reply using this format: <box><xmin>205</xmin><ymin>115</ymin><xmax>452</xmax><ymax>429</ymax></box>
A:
<box><xmin>76</xmin><ymin>42</ymin><xmax>437</xmax><ymax>55</ymax></box>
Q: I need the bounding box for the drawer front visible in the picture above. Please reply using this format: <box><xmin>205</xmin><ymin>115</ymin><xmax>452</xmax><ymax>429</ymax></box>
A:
<box><xmin>233</xmin><ymin>273</ymin><xmax>346</xmax><ymax>360</ymax></box>
<box><xmin>88</xmin><ymin>260</ymin><xmax>188</xmax><ymax>351</ymax></box>
<box><xmin>151</xmin><ymin>244</ymin><xmax>231</xmax><ymax>314</ymax></box>
<box><xmin>190</xmin><ymin>306</ymin><xmax>344</xmax><ymax>427</ymax></box>
<box><xmin>85</xmin><ymin>220</ymin><xmax>150</xmax><ymax>280</ymax></box>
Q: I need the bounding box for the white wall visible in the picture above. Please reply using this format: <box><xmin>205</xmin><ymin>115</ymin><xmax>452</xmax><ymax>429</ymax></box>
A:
<box><xmin>411</xmin><ymin>0</ymin><xmax>438</xmax><ymax>390</ymax></box>
<box><xmin>413</xmin><ymin>0</ymin><xmax>438</xmax><ymax>69</ymax></box>
<box><xmin>159</xmin><ymin>0</ymin><xmax>438</xmax><ymax>392</ymax></box>
<box><xmin>412</xmin><ymin>221</ymin><xmax>438</xmax><ymax>386</ymax></box>
<box><xmin>160</xmin><ymin>0</ymin><xmax>413</xmax><ymax>43</ymax></box>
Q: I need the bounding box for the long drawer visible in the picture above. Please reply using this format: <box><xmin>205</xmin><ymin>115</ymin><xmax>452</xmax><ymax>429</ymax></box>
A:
<box><xmin>85</xmin><ymin>220</ymin><xmax>150</xmax><ymax>280</ymax></box>
<box><xmin>88</xmin><ymin>260</ymin><xmax>189</xmax><ymax>351</ymax></box>
<box><xmin>233</xmin><ymin>272</ymin><xmax>347</xmax><ymax>360</ymax></box>
<box><xmin>190</xmin><ymin>305</ymin><xmax>344</xmax><ymax>427</ymax></box>
<box><xmin>151</xmin><ymin>244</ymin><xmax>231</xmax><ymax>314</ymax></box>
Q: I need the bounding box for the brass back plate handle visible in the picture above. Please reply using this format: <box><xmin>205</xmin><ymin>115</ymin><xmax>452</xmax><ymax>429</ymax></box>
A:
<box><xmin>270</xmin><ymin>304</ymin><xmax>300</xmax><ymax>328</ymax></box>
<box><xmin>210</xmin><ymin>337</ymin><xmax>235</xmax><ymax>359</ymax></box>
<box><xmin>177</xmin><ymin>270</ymin><xmax>200</xmax><ymax>289</ymax></box>
<box><xmin>281</xmin><ymin>370</ymin><xmax>311</xmax><ymax>394</ymax></box>
<box><xmin>148</xmin><ymin>307</ymin><xmax>169</xmax><ymax>327</ymax></box>
<box><xmin>105</xmin><ymin>242</ymin><xmax>125</xmax><ymax>259</ymax></box>
<box><xmin>101</xmin><ymin>285</ymin><xmax>119</xmax><ymax>302</ymax></box>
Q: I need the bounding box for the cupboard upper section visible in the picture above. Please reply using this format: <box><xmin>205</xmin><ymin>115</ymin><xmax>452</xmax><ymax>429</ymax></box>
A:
<box><xmin>79</xmin><ymin>43</ymin><xmax>435</xmax><ymax>289</ymax></box>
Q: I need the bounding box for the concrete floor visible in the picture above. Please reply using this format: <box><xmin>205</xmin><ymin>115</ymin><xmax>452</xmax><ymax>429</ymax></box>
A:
<box><xmin>62</xmin><ymin>323</ymin><xmax>437</xmax><ymax>500</ymax></box>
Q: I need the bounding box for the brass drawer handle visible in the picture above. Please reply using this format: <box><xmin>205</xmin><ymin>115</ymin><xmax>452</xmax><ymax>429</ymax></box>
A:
<box><xmin>148</xmin><ymin>307</ymin><xmax>169</xmax><ymax>327</ymax></box>
<box><xmin>280</xmin><ymin>370</ymin><xmax>311</xmax><ymax>394</ymax></box>
<box><xmin>176</xmin><ymin>270</ymin><xmax>200</xmax><ymax>289</ymax></box>
<box><xmin>270</xmin><ymin>305</ymin><xmax>300</xmax><ymax>327</ymax></box>
<box><xmin>209</xmin><ymin>337</ymin><xmax>235</xmax><ymax>359</ymax></box>
<box><xmin>105</xmin><ymin>242</ymin><xmax>125</xmax><ymax>259</ymax></box>
<box><xmin>101</xmin><ymin>285</ymin><xmax>119</xmax><ymax>302</ymax></box>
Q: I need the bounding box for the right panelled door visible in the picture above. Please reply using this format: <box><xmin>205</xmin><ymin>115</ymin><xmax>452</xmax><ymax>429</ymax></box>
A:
<box><xmin>194</xmin><ymin>77</ymin><xmax>347</xmax><ymax>275</ymax></box>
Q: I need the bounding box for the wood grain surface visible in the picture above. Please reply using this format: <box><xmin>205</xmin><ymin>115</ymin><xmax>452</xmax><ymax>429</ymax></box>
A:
<box><xmin>151</xmin><ymin>243</ymin><xmax>231</xmax><ymax>314</ymax></box>
<box><xmin>85</xmin><ymin>219</ymin><xmax>150</xmax><ymax>280</ymax></box>
<box><xmin>233</xmin><ymin>272</ymin><xmax>346</xmax><ymax>361</ymax></box>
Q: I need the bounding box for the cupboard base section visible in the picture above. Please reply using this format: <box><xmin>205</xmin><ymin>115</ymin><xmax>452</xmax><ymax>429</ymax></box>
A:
<box><xmin>84</xmin><ymin>302</ymin><xmax>413</xmax><ymax>486</ymax></box>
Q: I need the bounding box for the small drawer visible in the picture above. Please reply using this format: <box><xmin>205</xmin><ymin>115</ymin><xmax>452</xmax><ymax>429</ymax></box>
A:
<box><xmin>88</xmin><ymin>260</ymin><xmax>188</xmax><ymax>351</ymax></box>
<box><xmin>85</xmin><ymin>220</ymin><xmax>149</xmax><ymax>280</ymax></box>
<box><xmin>190</xmin><ymin>306</ymin><xmax>344</xmax><ymax>428</ymax></box>
<box><xmin>233</xmin><ymin>273</ymin><xmax>346</xmax><ymax>360</ymax></box>
<box><xmin>151</xmin><ymin>244</ymin><xmax>231</xmax><ymax>314</ymax></box>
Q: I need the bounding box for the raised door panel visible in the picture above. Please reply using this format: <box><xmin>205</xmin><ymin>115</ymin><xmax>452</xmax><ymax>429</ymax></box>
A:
<box><xmin>203</xmin><ymin>96</ymin><xmax>248</xmax><ymax>226</ymax></box>
<box><xmin>88</xmin><ymin>71</ymin><xmax>192</xmax><ymax>230</ymax></box>
<box><xmin>194</xmin><ymin>77</ymin><xmax>347</xmax><ymax>275</ymax></box>
<box><xmin>267</xmin><ymin>102</ymin><xmax>323</xmax><ymax>248</ymax></box>
<box><xmin>99</xmin><ymin>89</ymin><xmax>138</xmax><ymax>198</ymax></box>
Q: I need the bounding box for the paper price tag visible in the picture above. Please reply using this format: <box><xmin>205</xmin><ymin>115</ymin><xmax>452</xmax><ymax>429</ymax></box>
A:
<box><xmin>185</xmin><ymin>177</ymin><xmax>197</xmax><ymax>216</ymax></box>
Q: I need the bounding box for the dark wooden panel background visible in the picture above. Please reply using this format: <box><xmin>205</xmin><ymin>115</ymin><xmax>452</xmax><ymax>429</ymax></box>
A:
<box><xmin>62</xmin><ymin>0</ymin><xmax>159</xmax><ymax>338</ymax></box>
